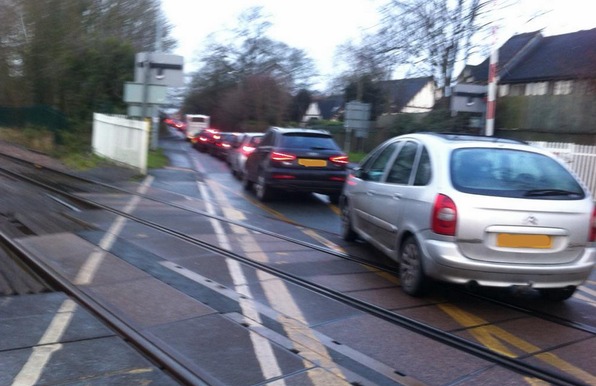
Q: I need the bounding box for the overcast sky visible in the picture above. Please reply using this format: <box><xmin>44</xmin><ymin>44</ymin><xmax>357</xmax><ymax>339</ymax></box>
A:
<box><xmin>161</xmin><ymin>0</ymin><xmax>595</xmax><ymax>88</ymax></box>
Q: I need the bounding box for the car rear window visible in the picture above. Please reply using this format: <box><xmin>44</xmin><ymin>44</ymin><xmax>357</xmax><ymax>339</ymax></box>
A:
<box><xmin>279</xmin><ymin>133</ymin><xmax>340</xmax><ymax>150</ymax></box>
<box><xmin>450</xmin><ymin>148</ymin><xmax>585</xmax><ymax>199</ymax></box>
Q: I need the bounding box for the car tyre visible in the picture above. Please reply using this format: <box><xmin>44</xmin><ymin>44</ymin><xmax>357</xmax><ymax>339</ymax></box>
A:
<box><xmin>340</xmin><ymin>198</ymin><xmax>357</xmax><ymax>241</ymax></box>
<box><xmin>399</xmin><ymin>236</ymin><xmax>429</xmax><ymax>296</ymax></box>
<box><xmin>255</xmin><ymin>172</ymin><xmax>274</xmax><ymax>201</ymax></box>
<box><xmin>328</xmin><ymin>193</ymin><xmax>340</xmax><ymax>205</ymax></box>
<box><xmin>242</xmin><ymin>171</ymin><xmax>253</xmax><ymax>191</ymax></box>
<box><xmin>538</xmin><ymin>286</ymin><xmax>576</xmax><ymax>301</ymax></box>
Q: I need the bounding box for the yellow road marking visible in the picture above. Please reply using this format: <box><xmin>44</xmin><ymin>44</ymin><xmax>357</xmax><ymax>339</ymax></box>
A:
<box><xmin>439</xmin><ymin>303</ymin><xmax>596</xmax><ymax>384</ymax></box>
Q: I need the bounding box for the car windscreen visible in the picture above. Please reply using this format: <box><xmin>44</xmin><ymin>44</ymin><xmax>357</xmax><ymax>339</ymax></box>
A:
<box><xmin>279</xmin><ymin>133</ymin><xmax>340</xmax><ymax>150</ymax></box>
<box><xmin>450</xmin><ymin>148</ymin><xmax>585</xmax><ymax>199</ymax></box>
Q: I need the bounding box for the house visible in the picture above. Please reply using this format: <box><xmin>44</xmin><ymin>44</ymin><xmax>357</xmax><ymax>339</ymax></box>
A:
<box><xmin>301</xmin><ymin>102</ymin><xmax>322</xmax><ymax>126</ymax></box>
<box><xmin>377</xmin><ymin>76</ymin><xmax>437</xmax><ymax>114</ymax></box>
<box><xmin>318</xmin><ymin>94</ymin><xmax>345</xmax><ymax>120</ymax></box>
<box><xmin>300</xmin><ymin>95</ymin><xmax>344</xmax><ymax>124</ymax></box>
<box><xmin>304</xmin><ymin>77</ymin><xmax>437</xmax><ymax>124</ymax></box>
<box><xmin>455</xmin><ymin>28</ymin><xmax>596</xmax><ymax>142</ymax></box>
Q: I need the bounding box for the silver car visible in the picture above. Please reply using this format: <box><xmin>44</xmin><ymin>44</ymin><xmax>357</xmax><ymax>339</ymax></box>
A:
<box><xmin>228</xmin><ymin>133</ymin><xmax>263</xmax><ymax>179</ymax></box>
<box><xmin>340</xmin><ymin>133</ymin><xmax>596</xmax><ymax>300</ymax></box>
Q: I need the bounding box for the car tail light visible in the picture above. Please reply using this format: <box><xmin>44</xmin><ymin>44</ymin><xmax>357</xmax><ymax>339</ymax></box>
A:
<box><xmin>346</xmin><ymin>173</ymin><xmax>358</xmax><ymax>186</ymax></box>
<box><xmin>432</xmin><ymin>194</ymin><xmax>457</xmax><ymax>236</ymax></box>
<box><xmin>242</xmin><ymin>145</ymin><xmax>256</xmax><ymax>155</ymax></box>
<box><xmin>271</xmin><ymin>152</ymin><xmax>296</xmax><ymax>162</ymax></box>
<box><xmin>330</xmin><ymin>155</ymin><xmax>349</xmax><ymax>165</ymax></box>
<box><xmin>330</xmin><ymin>176</ymin><xmax>346</xmax><ymax>182</ymax></box>
<box><xmin>590</xmin><ymin>206</ymin><xmax>596</xmax><ymax>242</ymax></box>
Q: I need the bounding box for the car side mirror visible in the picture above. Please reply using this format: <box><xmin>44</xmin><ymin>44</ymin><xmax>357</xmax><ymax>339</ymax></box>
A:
<box><xmin>353</xmin><ymin>167</ymin><xmax>369</xmax><ymax>180</ymax></box>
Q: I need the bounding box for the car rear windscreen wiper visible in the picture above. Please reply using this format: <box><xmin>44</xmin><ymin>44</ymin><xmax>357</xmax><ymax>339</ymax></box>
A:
<box><xmin>523</xmin><ymin>189</ymin><xmax>582</xmax><ymax>197</ymax></box>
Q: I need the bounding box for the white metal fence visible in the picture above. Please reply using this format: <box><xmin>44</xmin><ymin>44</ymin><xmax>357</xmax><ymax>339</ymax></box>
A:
<box><xmin>92</xmin><ymin>113</ymin><xmax>149</xmax><ymax>174</ymax></box>
<box><xmin>529</xmin><ymin>141</ymin><xmax>596</xmax><ymax>198</ymax></box>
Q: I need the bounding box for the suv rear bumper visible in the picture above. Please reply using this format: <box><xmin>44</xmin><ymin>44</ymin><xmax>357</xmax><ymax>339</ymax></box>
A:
<box><xmin>264</xmin><ymin>170</ymin><xmax>346</xmax><ymax>194</ymax></box>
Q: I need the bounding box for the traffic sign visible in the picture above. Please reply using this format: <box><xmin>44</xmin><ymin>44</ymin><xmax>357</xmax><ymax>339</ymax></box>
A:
<box><xmin>135</xmin><ymin>52</ymin><xmax>184</xmax><ymax>87</ymax></box>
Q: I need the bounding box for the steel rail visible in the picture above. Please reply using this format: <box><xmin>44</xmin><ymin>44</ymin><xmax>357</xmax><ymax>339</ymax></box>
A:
<box><xmin>0</xmin><ymin>165</ymin><xmax>588</xmax><ymax>386</ymax></box>
<box><xmin>0</xmin><ymin>229</ymin><xmax>220</xmax><ymax>386</ymax></box>
<box><xmin>2</xmin><ymin>152</ymin><xmax>595</xmax><ymax>335</ymax></box>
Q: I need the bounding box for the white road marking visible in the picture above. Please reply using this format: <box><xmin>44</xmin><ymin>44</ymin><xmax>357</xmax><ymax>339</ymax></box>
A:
<box><xmin>12</xmin><ymin>176</ymin><xmax>154</xmax><ymax>386</ymax></box>
<box><xmin>196</xmin><ymin>178</ymin><xmax>350</xmax><ymax>384</ymax></box>
<box><xmin>197</xmin><ymin>180</ymin><xmax>284</xmax><ymax>380</ymax></box>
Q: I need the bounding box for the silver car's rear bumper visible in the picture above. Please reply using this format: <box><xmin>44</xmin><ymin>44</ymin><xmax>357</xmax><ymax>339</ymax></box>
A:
<box><xmin>421</xmin><ymin>239</ymin><xmax>595</xmax><ymax>288</ymax></box>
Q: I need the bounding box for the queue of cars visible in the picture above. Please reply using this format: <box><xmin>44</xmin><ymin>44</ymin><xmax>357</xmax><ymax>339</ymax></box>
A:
<box><xmin>187</xmin><ymin>127</ymin><xmax>595</xmax><ymax>300</ymax></box>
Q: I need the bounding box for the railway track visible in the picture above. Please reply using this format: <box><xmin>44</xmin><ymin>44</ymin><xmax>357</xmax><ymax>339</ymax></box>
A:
<box><xmin>0</xmin><ymin>152</ymin><xmax>594</xmax><ymax>385</ymax></box>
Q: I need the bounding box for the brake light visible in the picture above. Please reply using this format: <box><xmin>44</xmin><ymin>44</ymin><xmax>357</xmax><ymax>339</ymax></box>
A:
<box><xmin>330</xmin><ymin>155</ymin><xmax>349</xmax><ymax>165</ymax></box>
<box><xmin>590</xmin><ymin>206</ymin><xmax>596</xmax><ymax>242</ymax></box>
<box><xmin>242</xmin><ymin>145</ymin><xmax>256</xmax><ymax>155</ymax></box>
<box><xmin>432</xmin><ymin>194</ymin><xmax>457</xmax><ymax>236</ymax></box>
<box><xmin>271</xmin><ymin>152</ymin><xmax>296</xmax><ymax>161</ymax></box>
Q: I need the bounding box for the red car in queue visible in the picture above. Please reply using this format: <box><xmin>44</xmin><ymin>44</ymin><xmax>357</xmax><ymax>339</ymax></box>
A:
<box><xmin>164</xmin><ymin>118</ymin><xmax>187</xmax><ymax>133</ymax></box>
<box><xmin>212</xmin><ymin>132</ymin><xmax>242</xmax><ymax>161</ymax></box>
<box><xmin>191</xmin><ymin>128</ymin><xmax>220</xmax><ymax>153</ymax></box>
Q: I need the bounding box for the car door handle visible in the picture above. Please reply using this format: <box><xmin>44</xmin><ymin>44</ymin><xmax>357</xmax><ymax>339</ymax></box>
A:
<box><xmin>367</xmin><ymin>190</ymin><xmax>376</xmax><ymax>196</ymax></box>
<box><xmin>393</xmin><ymin>193</ymin><xmax>402</xmax><ymax>199</ymax></box>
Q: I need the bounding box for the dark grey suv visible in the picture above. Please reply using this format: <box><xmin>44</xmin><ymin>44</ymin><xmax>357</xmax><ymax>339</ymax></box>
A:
<box><xmin>243</xmin><ymin>127</ymin><xmax>349</xmax><ymax>202</ymax></box>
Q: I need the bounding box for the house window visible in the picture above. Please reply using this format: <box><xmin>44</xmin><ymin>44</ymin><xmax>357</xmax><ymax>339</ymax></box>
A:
<box><xmin>525</xmin><ymin>82</ymin><xmax>548</xmax><ymax>96</ymax></box>
<box><xmin>554</xmin><ymin>80</ymin><xmax>572</xmax><ymax>95</ymax></box>
<box><xmin>498</xmin><ymin>84</ymin><xmax>509</xmax><ymax>97</ymax></box>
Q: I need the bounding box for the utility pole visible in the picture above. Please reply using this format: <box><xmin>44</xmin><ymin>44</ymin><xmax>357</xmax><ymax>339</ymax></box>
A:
<box><xmin>485</xmin><ymin>0</ymin><xmax>499</xmax><ymax>136</ymax></box>
<box><xmin>149</xmin><ymin>13</ymin><xmax>163</xmax><ymax>150</ymax></box>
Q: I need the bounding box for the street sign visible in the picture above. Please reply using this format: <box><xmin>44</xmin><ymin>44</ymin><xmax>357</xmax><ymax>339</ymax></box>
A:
<box><xmin>344</xmin><ymin>101</ymin><xmax>371</xmax><ymax>138</ymax></box>
<box><xmin>126</xmin><ymin>104</ymin><xmax>160</xmax><ymax>118</ymax></box>
<box><xmin>135</xmin><ymin>52</ymin><xmax>184</xmax><ymax>87</ymax></box>
<box><xmin>123</xmin><ymin>82</ymin><xmax>168</xmax><ymax>105</ymax></box>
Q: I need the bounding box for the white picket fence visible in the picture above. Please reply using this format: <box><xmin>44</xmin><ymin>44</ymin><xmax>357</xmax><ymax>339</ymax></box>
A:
<box><xmin>529</xmin><ymin>141</ymin><xmax>596</xmax><ymax>198</ymax></box>
<box><xmin>92</xmin><ymin>113</ymin><xmax>149</xmax><ymax>174</ymax></box>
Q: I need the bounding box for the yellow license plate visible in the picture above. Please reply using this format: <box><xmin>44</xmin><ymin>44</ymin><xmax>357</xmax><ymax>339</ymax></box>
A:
<box><xmin>497</xmin><ymin>233</ymin><xmax>552</xmax><ymax>249</ymax></box>
<box><xmin>298</xmin><ymin>158</ymin><xmax>327</xmax><ymax>167</ymax></box>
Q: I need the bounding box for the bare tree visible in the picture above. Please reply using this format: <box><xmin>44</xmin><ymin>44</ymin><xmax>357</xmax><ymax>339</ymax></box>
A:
<box><xmin>0</xmin><ymin>0</ymin><xmax>29</xmax><ymax>105</ymax></box>
<box><xmin>185</xmin><ymin>6</ymin><xmax>317</xmax><ymax>129</ymax></box>
<box><xmin>333</xmin><ymin>35</ymin><xmax>393</xmax><ymax>99</ymax></box>
<box><xmin>375</xmin><ymin>0</ymin><xmax>493</xmax><ymax>95</ymax></box>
